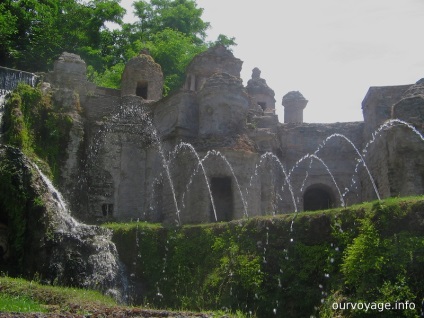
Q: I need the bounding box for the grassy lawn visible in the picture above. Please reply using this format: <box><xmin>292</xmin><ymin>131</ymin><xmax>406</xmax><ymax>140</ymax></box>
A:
<box><xmin>0</xmin><ymin>293</ymin><xmax>47</xmax><ymax>313</ymax></box>
<box><xmin>0</xmin><ymin>276</ymin><xmax>247</xmax><ymax>316</ymax></box>
<box><xmin>0</xmin><ymin>276</ymin><xmax>116</xmax><ymax>314</ymax></box>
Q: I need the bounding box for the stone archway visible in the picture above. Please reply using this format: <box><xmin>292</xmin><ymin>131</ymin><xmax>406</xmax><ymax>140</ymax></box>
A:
<box><xmin>303</xmin><ymin>184</ymin><xmax>335</xmax><ymax>211</ymax></box>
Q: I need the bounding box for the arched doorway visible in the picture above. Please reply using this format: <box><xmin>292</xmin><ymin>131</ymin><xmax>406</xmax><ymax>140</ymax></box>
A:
<box><xmin>303</xmin><ymin>184</ymin><xmax>335</xmax><ymax>211</ymax></box>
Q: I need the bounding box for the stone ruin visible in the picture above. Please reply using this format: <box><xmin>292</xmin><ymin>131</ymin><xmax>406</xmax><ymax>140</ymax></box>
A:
<box><xmin>15</xmin><ymin>47</ymin><xmax>424</xmax><ymax>224</ymax></box>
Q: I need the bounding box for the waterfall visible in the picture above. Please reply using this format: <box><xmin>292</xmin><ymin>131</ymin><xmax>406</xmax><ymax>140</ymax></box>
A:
<box><xmin>0</xmin><ymin>66</ymin><xmax>128</xmax><ymax>302</ymax></box>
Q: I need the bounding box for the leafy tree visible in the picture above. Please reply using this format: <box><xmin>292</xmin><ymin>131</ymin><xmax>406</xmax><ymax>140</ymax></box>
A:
<box><xmin>132</xmin><ymin>0</ymin><xmax>210</xmax><ymax>44</ymax></box>
<box><xmin>57</xmin><ymin>0</ymin><xmax>125</xmax><ymax>70</ymax></box>
<box><xmin>1</xmin><ymin>0</ymin><xmax>237</xmax><ymax>96</ymax></box>
<box><xmin>0</xmin><ymin>0</ymin><xmax>62</xmax><ymax>70</ymax></box>
<box><xmin>0</xmin><ymin>0</ymin><xmax>125</xmax><ymax>71</ymax></box>
<box><xmin>112</xmin><ymin>0</ymin><xmax>236</xmax><ymax>94</ymax></box>
<box><xmin>87</xmin><ymin>62</ymin><xmax>125</xmax><ymax>89</ymax></box>
<box><xmin>211</xmin><ymin>34</ymin><xmax>237</xmax><ymax>50</ymax></box>
<box><xmin>146</xmin><ymin>28</ymin><xmax>207</xmax><ymax>94</ymax></box>
<box><xmin>0</xmin><ymin>2</ymin><xmax>18</xmax><ymax>64</ymax></box>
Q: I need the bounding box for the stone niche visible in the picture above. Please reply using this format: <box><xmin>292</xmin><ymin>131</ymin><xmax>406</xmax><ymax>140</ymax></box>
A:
<box><xmin>121</xmin><ymin>51</ymin><xmax>164</xmax><ymax>100</ymax></box>
<box><xmin>198</xmin><ymin>73</ymin><xmax>249</xmax><ymax>136</ymax></box>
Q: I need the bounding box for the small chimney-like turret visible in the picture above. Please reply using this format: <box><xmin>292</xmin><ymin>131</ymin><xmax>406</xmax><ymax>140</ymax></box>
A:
<box><xmin>282</xmin><ymin>91</ymin><xmax>308</xmax><ymax>123</ymax></box>
<box><xmin>246</xmin><ymin>67</ymin><xmax>276</xmax><ymax>114</ymax></box>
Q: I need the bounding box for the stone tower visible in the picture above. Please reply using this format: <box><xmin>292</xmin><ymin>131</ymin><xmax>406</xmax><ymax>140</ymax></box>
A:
<box><xmin>183</xmin><ymin>45</ymin><xmax>243</xmax><ymax>91</ymax></box>
<box><xmin>246</xmin><ymin>67</ymin><xmax>276</xmax><ymax>114</ymax></box>
<box><xmin>282</xmin><ymin>91</ymin><xmax>308</xmax><ymax>123</ymax></box>
<box><xmin>198</xmin><ymin>73</ymin><xmax>249</xmax><ymax>136</ymax></box>
<box><xmin>121</xmin><ymin>50</ymin><xmax>163</xmax><ymax>100</ymax></box>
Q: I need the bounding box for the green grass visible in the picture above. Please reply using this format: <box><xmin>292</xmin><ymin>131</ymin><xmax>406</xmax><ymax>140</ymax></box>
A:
<box><xmin>0</xmin><ymin>293</ymin><xmax>47</xmax><ymax>313</ymax></box>
<box><xmin>104</xmin><ymin>221</ymin><xmax>163</xmax><ymax>232</ymax></box>
<box><xmin>0</xmin><ymin>276</ymin><xmax>249</xmax><ymax>316</ymax></box>
<box><xmin>0</xmin><ymin>276</ymin><xmax>117</xmax><ymax>314</ymax></box>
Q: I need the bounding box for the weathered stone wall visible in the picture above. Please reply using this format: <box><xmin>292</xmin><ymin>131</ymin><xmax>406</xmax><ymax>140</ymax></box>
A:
<box><xmin>153</xmin><ymin>90</ymin><xmax>198</xmax><ymax>138</ymax></box>
<box><xmin>198</xmin><ymin>73</ymin><xmax>249</xmax><ymax>137</ymax></box>
<box><xmin>184</xmin><ymin>45</ymin><xmax>243</xmax><ymax>91</ymax></box>
<box><xmin>277</xmin><ymin>122</ymin><xmax>365</xmax><ymax>211</ymax></box>
<box><xmin>32</xmin><ymin>49</ymin><xmax>424</xmax><ymax>224</ymax></box>
<box><xmin>361</xmin><ymin>85</ymin><xmax>410</xmax><ymax>136</ymax></box>
<box><xmin>83</xmin><ymin>96</ymin><xmax>155</xmax><ymax>221</ymax></box>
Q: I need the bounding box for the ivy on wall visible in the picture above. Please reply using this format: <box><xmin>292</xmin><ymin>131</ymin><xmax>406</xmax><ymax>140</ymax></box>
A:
<box><xmin>2</xmin><ymin>84</ymin><xmax>73</xmax><ymax>183</ymax></box>
<box><xmin>106</xmin><ymin>198</ymin><xmax>424</xmax><ymax>318</ymax></box>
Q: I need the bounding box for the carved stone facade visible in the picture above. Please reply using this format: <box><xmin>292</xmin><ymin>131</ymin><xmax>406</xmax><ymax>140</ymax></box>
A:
<box><xmin>39</xmin><ymin>48</ymin><xmax>424</xmax><ymax>224</ymax></box>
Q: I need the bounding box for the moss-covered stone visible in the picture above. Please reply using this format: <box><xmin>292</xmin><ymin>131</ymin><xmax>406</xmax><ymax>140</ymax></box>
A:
<box><xmin>105</xmin><ymin>197</ymin><xmax>424</xmax><ymax>318</ymax></box>
<box><xmin>2</xmin><ymin>83</ymin><xmax>73</xmax><ymax>183</ymax></box>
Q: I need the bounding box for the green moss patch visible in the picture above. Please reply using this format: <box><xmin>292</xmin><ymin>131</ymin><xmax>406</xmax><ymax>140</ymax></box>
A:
<box><xmin>0</xmin><ymin>276</ymin><xmax>116</xmax><ymax>314</ymax></box>
<box><xmin>3</xmin><ymin>84</ymin><xmax>73</xmax><ymax>183</ymax></box>
<box><xmin>105</xmin><ymin>196</ymin><xmax>424</xmax><ymax>318</ymax></box>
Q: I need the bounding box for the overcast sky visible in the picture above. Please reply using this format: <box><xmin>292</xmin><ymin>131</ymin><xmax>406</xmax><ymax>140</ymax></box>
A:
<box><xmin>120</xmin><ymin>0</ymin><xmax>424</xmax><ymax>123</ymax></box>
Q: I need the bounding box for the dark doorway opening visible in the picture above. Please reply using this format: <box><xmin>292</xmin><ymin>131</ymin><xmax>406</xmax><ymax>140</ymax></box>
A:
<box><xmin>258</xmin><ymin>102</ymin><xmax>267</xmax><ymax>111</ymax></box>
<box><xmin>210</xmin><ymin>177</ymin><xmax>233</xmax><ymax>222</ymax></box>
<box><xmin>102</xmin><ymin>203</ymin><xmax>114</xmax><ymax>217</ymax></box>
<box><xmin>136</xmin><ymin>81</ymin><xmax>148</xmax><ymax>99</ymax></box>
<box><xmin>303</xmin><ymin>185</ymin><xmax>334</xmax><ymax>211</ymax></box>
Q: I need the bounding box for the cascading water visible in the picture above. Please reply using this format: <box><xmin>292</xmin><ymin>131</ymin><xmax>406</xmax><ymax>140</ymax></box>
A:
<box><xmin>0</xmin><ymin>66</ymin><xmax>128</xmax><ymax>303</ymax></box>
<box><xmin>33</xmin><ymin>164</ymin><xmax>128</xmax><ymax>302</ymax></box>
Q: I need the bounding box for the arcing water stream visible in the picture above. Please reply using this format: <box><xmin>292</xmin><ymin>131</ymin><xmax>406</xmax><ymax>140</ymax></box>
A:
<box><xmin>2</xmin><ymin>66</ymin><xmax>424</xmax><ymax>314</ymax></box>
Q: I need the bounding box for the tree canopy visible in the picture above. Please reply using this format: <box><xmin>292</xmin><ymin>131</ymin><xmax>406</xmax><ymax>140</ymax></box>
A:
<box><xmin>0</xmin><ymin>0</ymin><xmax>125</xmax><ymax>71</ymax></box>
<box><xmin>1</xmin><ymin>0</ymin><xmax>236</xmax><ymax>94</ymax></box>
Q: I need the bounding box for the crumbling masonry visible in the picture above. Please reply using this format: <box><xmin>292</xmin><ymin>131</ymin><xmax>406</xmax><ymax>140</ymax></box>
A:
<box><xmin>25</xmin><ymin>46</ymin><xmax>424</xmax><ymax>223</ymax></box>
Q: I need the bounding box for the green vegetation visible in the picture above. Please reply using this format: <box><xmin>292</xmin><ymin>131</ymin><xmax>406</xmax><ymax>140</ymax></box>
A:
<box><xmin>105</xmin><ymin>196</ymin><xmax>424</xmax><ymax>318</ymax></box>
<box><xmin>0</xmin><ymin>148</ymin><xmax>31</xmax><ymax>272</ymax></box>
<box><xmin>0</xmin><ymin>0</ymin><xmax>125</xmax><ymax>72</ymax></box>
<box><xmin>0</xmin><ymin>294</ymin><xmax>47</xmax><ymax>313</ymax></box>
<box><xmin>0</xmin><ymin>276</ymin><xmax>116</xmax><ymax>314</ymax></box>
<box><xmin>0</xmin><ymin>276</ymin><xmax>249</xmax><ymax>316</ymax></box>
<box><xmin>2</xmin><ymin>83</ymin><xmax>73</xmax><ymax>182</ymax></box>
<box><xmin>1</xmin><ymin>0</ymin><xmax>236</xmax><ymax>95</ymax></box>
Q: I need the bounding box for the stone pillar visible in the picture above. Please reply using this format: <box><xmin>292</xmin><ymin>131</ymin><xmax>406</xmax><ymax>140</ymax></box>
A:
<box><xmin>282</xmin><ymin>91</ymin><xmax>308</xmax><ymax>123</ymax></box>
